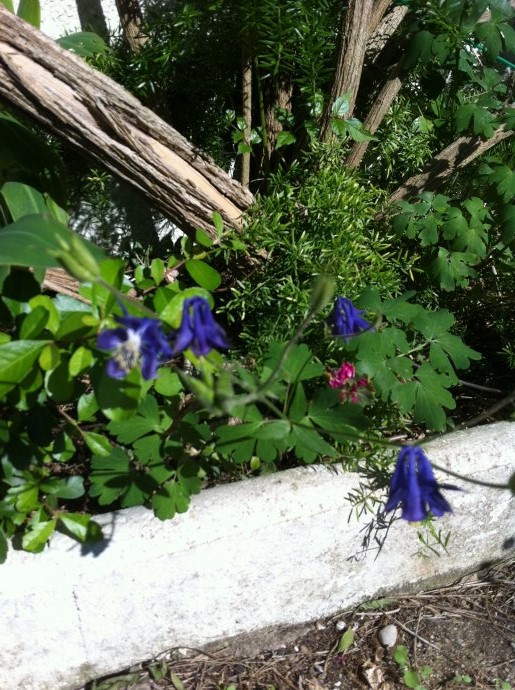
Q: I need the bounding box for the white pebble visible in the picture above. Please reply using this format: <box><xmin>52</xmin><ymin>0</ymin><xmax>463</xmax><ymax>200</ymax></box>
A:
<box><xmin>335</xmin><ymin>620</ymin><xmax>346</xmax><ymax>631</ymax></box>
<box><xmin>378</xmin><ymin>624</ymin><xmax>398</xmax><ymax>648</ymax></box>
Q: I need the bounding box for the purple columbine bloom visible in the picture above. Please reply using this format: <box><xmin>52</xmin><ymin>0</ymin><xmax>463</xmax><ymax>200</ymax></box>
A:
<box><xmin>385</xmin><ymin>446</ymin><xmax>456</xmax><ymax>522</ymax></box>
<box><xmin>172</xmin><ymin>296</ymin><xmax>230</xmax><ymax>356</ymax></box>
<box><xmin>97</xmin><ymin>314</ymin><xmax>172</xmax><ymax>380</ymax></box>
<box><xmin>327</xmin><ymin>297</ymin><xmax>372</xmax><ymax>340</ymax></box>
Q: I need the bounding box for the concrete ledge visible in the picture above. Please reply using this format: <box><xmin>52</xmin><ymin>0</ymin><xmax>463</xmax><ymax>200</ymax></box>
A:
<box><xmin>0</xmin><ymin>423</ymin><xmax>513</xmax><ymax>690</ymax></box>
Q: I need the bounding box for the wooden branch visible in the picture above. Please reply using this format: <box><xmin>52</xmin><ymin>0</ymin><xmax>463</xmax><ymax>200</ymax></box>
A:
<box><xmin>320</xmin><ymin>0</ymin><xmax>375</xmax><ymax>142</ymax></box>
<box><xmin>241</xmin><ymin>54</ymin><xmax>252</xmax><ymax>189</ymax></box>
<box><xmin>369</xmin><ymin>0</ymin><xmax>393</xmax><ymax>35</ymax></box>
<box><xmin>114</xmin><ymin>0</ymin><xmax>147</xmax><ymax>53</ymax></box>
<box><xmin>365</xmin><ymin>4</ymin><xmax>409</xmax><ymax>66</ymax></box>
<box><xmin>345</xmin><ymin>64</ymin><xmax>402</xmax><ymax>169</ymax></box>
<box><xmin>0</xmin><ymin>7</ymin><xmax>254</xmax><ymax>237</ymax></box>
<box><xmin>388</xmin><ymin>126</ymin><xmax>513</xmax><ymax>204</ymax></box>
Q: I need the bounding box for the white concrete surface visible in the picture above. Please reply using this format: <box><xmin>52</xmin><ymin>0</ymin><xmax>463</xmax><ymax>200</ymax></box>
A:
<box><xmin>39</xmin><ymin>0</ymin><xmax>119</xmax><ymax>39</ymax></box>
<box><xmin>0</xmin><ymin>423</ymin><xmax>513</xmax><ymax>690</ymax></box>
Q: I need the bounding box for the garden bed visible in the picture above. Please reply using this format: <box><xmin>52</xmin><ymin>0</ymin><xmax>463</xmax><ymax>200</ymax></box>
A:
<box><xmin>1</xmin><ymin>423</ymin><xmax>513</xmax><ymax>690</ymax></box>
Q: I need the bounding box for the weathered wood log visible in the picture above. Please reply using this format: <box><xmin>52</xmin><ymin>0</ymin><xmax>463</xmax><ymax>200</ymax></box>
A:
<box><xmin>0</xmin><ymin>7</ymin><xmax>254</xmax><ymax>237</ymax></box>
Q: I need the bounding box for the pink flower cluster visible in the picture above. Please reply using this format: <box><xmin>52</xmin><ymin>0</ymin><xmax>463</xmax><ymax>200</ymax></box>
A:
<box><xmin>328</xmin><ymin>361</ymin><xmax>371</xmax><ymax>404</ymax></box>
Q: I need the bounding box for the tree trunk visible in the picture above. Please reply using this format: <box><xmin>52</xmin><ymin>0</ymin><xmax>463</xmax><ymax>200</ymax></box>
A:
<box><xmin>114</xmin><ymin>0</ymin><xmax>147</xmax><ymax>53</ymax></box>
<box><xmin>0</xmin><ymin>7</ymin><xmax>253</xmax><ymax>237</ymax></box>
<box><xmin>241</xmin><ymin>54</ymin><xmax>252</xmax><ymax>188</ymax></box>
<box><xmin>388</xmin><ymin>126</ymin><xmax>513</xmax><ymax>205</ymax></box>
<box><xmin>320</xmin><ymin>0</ymin><xmax>375</xmax><ymax>142</ymax></box>
<box><xmin>75</xmin><ymin>0</ymin><xmax>109</xmax><ymax>39</ymax></box>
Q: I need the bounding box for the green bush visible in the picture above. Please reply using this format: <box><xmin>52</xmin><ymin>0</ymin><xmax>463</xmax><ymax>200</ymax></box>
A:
<box><xmin>225</xmin><ymin>144</ymin><xmax>413</xmax><ymax>356</ymax></box>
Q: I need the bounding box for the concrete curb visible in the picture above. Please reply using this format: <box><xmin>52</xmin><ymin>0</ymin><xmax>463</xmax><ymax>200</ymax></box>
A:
<box><xmin>0</xmin><ymin>423</ymin><xmax>513</xmax><ymax>690</ymax></box>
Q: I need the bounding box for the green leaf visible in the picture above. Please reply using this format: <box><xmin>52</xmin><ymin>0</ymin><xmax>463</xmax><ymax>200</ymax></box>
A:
<box><xmin>195</xmin><ymin>227</ymin><xmax>213</xmax><ymax>247</ymax></box>
<box><xmin>288</xmin><ymin>383</ymin><xmax>308</xmax><ymax>422</ymax></box>
<box><xmin>185</xmin><ymin>259</ymin><xmax>222</xmax><ymax>291</ymax></box>
<box><xmin>331</xmin><ymin>94</ymin><xmax>350</xmax><ymax>118</ymax></box>
<box><xmin>91</xmin><ymin>365</ymin><xmax>142</xmax><ymax>421</ymax></box>
<box><xmin>19</xmin><ymin>306</ymin><xmax>49</xmax><ymax>339</ymax></box>
<box><xmin>0</xmin><ymin>213</ymin><xmax>106</xmax><ymax>269</ymax></box>
<box><xmin>53</xmin><ymin>476</ymin><xmax>85</xmax><ymax>499</ymax></box>
<box><xmin>77</xmin><ymin>391</ymin><xmax>99</xmax><ymax>422</ymax></box>
<box><xmin>1</xmin><ymin>181</ymin><xmax>47</xmax><ymax>220</ymax></box>
<box><xmin>403</xmin><ymin>670</ymin><xmax>422</xmax><ymax>689</ymax></box>
<box><xmin>337</xmin><ymin>628</ymin><xmax>354</xmax><ymax>653</ymax></box>
<box><xmin>58</xmin><ymin>513</ymin><xmax>92</xmax><ymax>542</ymax></box>
<box><xmin>152</xmin><ymin>481</ymin><xmax>190</xmax><ymax>520</ymax></box>
<box><xmin>83</xmin><ymin>431</ymin><xmax>112</xmax><ymax>456</ymax></box>
<box><xmin>22</xmin><ymin>519</ymin><xmax>56</xmax><ymax>553</ymax></box>
<box><xmin>69</xmin><ymin>346</ymin><xmax>93</xmax><ymax>377</ymax></box>
<box><xmin>149</xmin><ymin>258</ymin><xmax>164</xmax><ymax>286</ymax></box>
<box><xmin>154</xmin><ymin>369</ymin><xmax>183</xmax><ymax>397</ymax></box>
<box><xmin>256</xmin><ymin>420</ymin><xmax>291</xmax><ymax>440</ymax></box>
<box><xmin>16</xmin><ymin>0</ymin><xmax>40</xmax><ymax>27</ymax></box>
<box><xmin>403</xmin><ymin>30</ymin><xmax>433</xmax><ymax>68</ymax></box>
<box><xmin>0</xmin><ymin>340</ymin><xmax>49</xmax><ymax>397</ymax></box>
<box><xmin>56</xmin><ymin>31</ymin><xmax>108</xmax><ymax>57</ymax></box>
<box><xmin>212</xmin><ymin>211</ymin><xmax>224</xmax><ymax>236</ymax></box>
<box><xmin>45</xmin><ymin>359</ymin><xmax>81</xmax><ymax>402</ymax></box>
<box><xmin>28</xmin><ymin>295</ymin><xmax>60</xmax><ymax>333</ymax></box>
<box><xmin>394</xmin><ymin>645</ymin><xmax>409</xmax><ymax>668</ymax></box>
<box><xmin>289</xmin><ymin>425</ymin><xmax>336</xmax><ymax>463</ymax></box>
<box><xmin>344</xmin><ymin>119</ymin><xmax>376</xmax><ymax>143</ymax></box>
<box><xmin>264</xmin><ymin>342</ymin><xmax>324</xmax><ymax>384</ymax></box>
<box><xmin>275</xmin><ymin>131</ymin><xmax>296</xmax><ymax>149</ymax></box>
<box><xmin>0</xmin><ymin>1</ymin><xmax>14</xmax><ymax>11</ymax></box>
<box><xmin>0</xmin><ymin>529</ymin><xmax>7</xmax><ymax>564</ymax></box>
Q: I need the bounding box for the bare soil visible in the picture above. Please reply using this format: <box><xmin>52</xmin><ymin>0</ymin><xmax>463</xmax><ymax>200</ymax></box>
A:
<box><xmin>86</xmin><ymin>558</ymin><xmax>515</xmax><ymax>690</ymax></box>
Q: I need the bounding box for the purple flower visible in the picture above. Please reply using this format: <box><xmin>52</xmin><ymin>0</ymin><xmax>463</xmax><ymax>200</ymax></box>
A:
<box><xmin>172</xmin><ymin>296</ymin><xmax>230</xmax><ymax>356</ymax></box>
<box><xmin>385</xmin><ymin>446</ymin><xmax>456</xmax><ymax>522</ymax></box>
<box><xmin>97</xmin><ymin>314</ymin><xmax>172</xmax><ymax>380</ymax></box>
<box><xmin>327</xmin><ymin>297</ymin><xmax>372</xmax><ymax>340</ymax></box>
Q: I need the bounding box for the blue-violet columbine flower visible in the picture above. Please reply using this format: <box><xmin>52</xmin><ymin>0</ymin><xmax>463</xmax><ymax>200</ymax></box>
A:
<box><xmin>327</xmin><ymin>297</ymin><xmax>372</xmax><ymax>340</ymax></box>
<box><xmin>97</xmin><ymin>314</ymin><xmax>172</xmax><ymax>380</ymax></box>
<box><xmin>385</xmin><ymin>446</ymin><xmax>456</xmax><ymax>522</ymax></box>
<box><xmin>172</xmin><ymin>296</ymin><xmax>230</xmax><ymax>356</ymax></box>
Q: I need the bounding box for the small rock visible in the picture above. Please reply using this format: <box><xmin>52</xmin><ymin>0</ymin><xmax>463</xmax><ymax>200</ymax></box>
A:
<box><xmin>378</xmin><ymin>624</ymin><xmax>398</xmax><ymax>648</ymax></box>
<box><xmin>335</xmin><ymin>620</ymin><xmax>346</xmax><ymax>631</ymax></box>
<box><xmin>315</xmin><ymin>620</ymin><xmax>326</xmax><ymax>631</ymax></box>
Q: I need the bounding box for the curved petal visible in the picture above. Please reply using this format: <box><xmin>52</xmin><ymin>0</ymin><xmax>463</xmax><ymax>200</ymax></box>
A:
<box><xmin>97</xmin><ymin>327</ymin><xmax>127</xmax><ymax>351</ymax></box>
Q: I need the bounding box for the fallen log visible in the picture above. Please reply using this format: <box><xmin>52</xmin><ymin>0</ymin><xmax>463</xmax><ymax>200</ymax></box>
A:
<box><xmin>0</xmin><ymin>7</ymin><xmax>254</xmax><ymax>237</ymax></box>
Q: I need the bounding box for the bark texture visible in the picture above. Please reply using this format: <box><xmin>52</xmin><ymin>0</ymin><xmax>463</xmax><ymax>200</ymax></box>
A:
<box><xmin>389</xmin><ymin>126</ymin><xmax>513</xmax><ymax>204</ymax></box>
<box><xmin>241</xmin><ymin>55</ymin><xmax>252</xmax><ymax>188</ymax></box>
<box><xmin>320</xmin><ymin>0</ymin><xmax>375</xmax><ymax>142</ymax></box>
<box><xmin>346</xmin><ymin>64</ymin><xmax>402</xmax><ymax>168</ymax></box>
<box><xmin>114</xmin><ymin>0</ymin><xmax>147</xmax><ymax>53</ymax></box>
<box><xmin>0</xmin><ymin>7</ymin><xmax>253</xmax><ymax>237</ymax></box>
<box><xmin>365</xmin><ymin>4</ymin><xmax>409</xmax><ymax>65</ymax></box>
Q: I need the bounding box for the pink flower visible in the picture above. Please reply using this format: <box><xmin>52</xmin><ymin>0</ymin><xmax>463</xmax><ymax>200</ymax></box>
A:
<box><xmin>327</xmin><ymin>362</ymin><xmax>373</xmax><ymax>405</ymax></box>
<box><xmin>328</xmin><ymin>362</ymin><xmax>356</xmax><ymax>388</ymax></box>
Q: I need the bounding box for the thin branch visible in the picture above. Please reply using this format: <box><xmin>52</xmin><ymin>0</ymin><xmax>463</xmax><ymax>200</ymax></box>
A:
<box><xmin>388</xmin><ymin>125</ymin><xmax>513</xmax><ymax>206</ymax></box>
<box><xmin>320</xmin><ymin>0</ymin><xmax>375</xmax><ymax>142</ymax></box>
<box><xmin>346</xmin><ymin>63</ymin><xmax>402</xmax><ymax>168</ymax></box>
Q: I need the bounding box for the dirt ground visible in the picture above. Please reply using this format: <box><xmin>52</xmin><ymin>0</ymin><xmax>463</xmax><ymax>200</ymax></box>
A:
<box><xmin>86</xmin><ymin>557</ymin><xmax>514</xmax><ymax>690</ymax></box>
